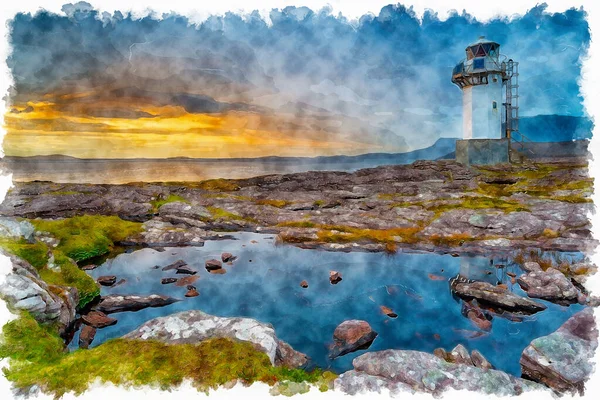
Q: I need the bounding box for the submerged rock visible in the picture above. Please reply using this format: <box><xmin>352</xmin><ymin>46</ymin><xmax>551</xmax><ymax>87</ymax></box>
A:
<box><xmin>335</xmin><ymin>349</ymin><xmax>545</xmax><ymax>396</ymax></box>
<box><xmin>185</xmin><ymin>286</ymin><xmax>199</xmax><ymax>297</ymax></box>
<box><xmin>93</xmin><ymin>294</ymin><xmax>179</xmax><ymax>314</ymax></box>
<box><xmin>517</xmin><ymin>268</ymin><xmax>578</xmax><ymax>303</ymax></box>
<box><xmin>380</xmin><ymin>306</ymin><xmax>397</xmax><ymax>318</ymax></box>
<box><xmin>97</xmin><ymin>276</ymin><xmax>117</xmax><ymax>286</ymax></box>
<box><xmin>329</xmin><ymin>320</ymin><xmax>378</xmax><ymax>359</ymax></box>
<box><xmin>461</xmin><ymin>301</ymin><xmax>492</xmax><ymax>331</ymax></box>
<box><xmin>175</xmin><ymin>276</ymin><xmax>199</xmax><ymax>286</ymax></box>
<box><xmin>300</xmin><ymin>280</ymin><xmax>309</xmax><ymax>288</ymax></box>
<box><xmin>123</xmin><ymin>310</ymin><xmax>308</xmax><ymax>368</ymax></box>
<box><xmin>161</xmin><ymin>278</ymin><xmax>178</xmax><ymax>285</ymax></box>
<box><xmin>450</xmin><ymin>276</ymin><xmax>546</xmax><ymax>314</ymax></box>
<box><xmin>520</xmin><ymin>308</ymin><xmax>598</xmax><ymax>395</ymax></box>
<box><xmin>162</xmin><ymin>260</ymin><xmax>187</xmax><ymax>271</ymax></box>
<box><xmin>175</xmin><ymin>265</ymin><xmax>197</xmax><ymax>275</ymax></box>
<box><xmin>81</xmin><ymin>311</ymin><xmax>117</xmax><ymax>328</ymax></box>
<box><xmin>221</xmin><ymin>252</ymin><xmax>237</xmax><ymax>262</ymax></box>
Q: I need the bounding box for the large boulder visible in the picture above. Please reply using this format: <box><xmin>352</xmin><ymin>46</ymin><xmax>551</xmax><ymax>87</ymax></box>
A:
<box><xmin>450</xmin><ymin>276</ymin><xmax>546</xmax><ymax>314</ymax></box>
<box><xmin>122</xmin><ymin>310</ymin><xmax>307</xmax><ymax>368</ymax></box>
<box><xmin>92</xmin><ymin>294</ymin><xmax>179</xmax><ymax>314</ymax></box>
<box><xmin>517</xmin><ymin>268</ymin><xmax>578</xmax><ymax>303</ymax></box>
<box><xmin>329</xmin><ymin>320</ymin><xmax>378</xmax><ymax>359</ymax></box>
<box><xmin>520</xmin><ymin>308</ymin><xmax>598</xmax><ymax>395</ymax></box>
<box><xmin>0</xmin><ymin>251</ymin><xmax>78</xmax><ymax>336</ymax></box>
<box><xmin>335</xmin><ymin>349</ymin><xmax>546</xmax><ymax>396</ymax></box>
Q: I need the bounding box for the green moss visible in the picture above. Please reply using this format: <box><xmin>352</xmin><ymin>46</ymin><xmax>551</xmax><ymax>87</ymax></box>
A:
<box><xmin>30</xmin><ymin>215</ymin><xmax>142</xmax><ymax>263</ymax></box>
<box><xmin>0</xmin><ymin>239</ymin><xmax>48</xmax><ymax>269</ymax></box>
<box><xmin>150</xmin><ymin>194</ymin><xmax>189</xmax><ymax>212</ymax></box>
<box><xmin>277</xmin><ymin>220</ymin><xmax>317</xmax><ymax>228</ymax></box>
<box><xmin>43</xmin><ymin>191</ymin><xmax>80</xmax><ymax>196</ymax></box>
<box><xmin>426</xmin><ymin>197</ymin><xmax>528</xmax><ymax>216</ymax></box>
<box><xmin>207</xmin><ymin>207</ymin><xmax>256</xmax><ymax>223</ymax></box>
<box><xmin>255</xmin><ymin>199</ymin><xmax>291</xmax><ymax>208</ymax></box>
<box><xmin>1</xmin><ymin>314</ymin><xmax>329</xmax><ymax>398</ymax></box>
<box><xmin>196</xmin><ymin>179</ymin><xmax>240</xmax><ymax>192</ymax></box>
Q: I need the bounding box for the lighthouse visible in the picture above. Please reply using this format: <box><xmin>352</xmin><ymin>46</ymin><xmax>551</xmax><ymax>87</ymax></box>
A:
<box><xmin>451</xmin><ymin>37</ymin><xmax>520</xmax><ymax>164</ymax></box>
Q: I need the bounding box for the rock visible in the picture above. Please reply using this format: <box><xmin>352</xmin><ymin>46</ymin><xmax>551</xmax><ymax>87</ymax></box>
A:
<box><xmin>433</xmin><ymin>348</ymin><xmax>449</xmax><ymax>361</ymax></box>
<box><xmin>81</xmin><ymin>264</ymin><xmax>98</xmax><ymax>271</ymax></box>
<box><xmin>81</xmin><ymin>311</ymin><xmax>117</xmax><ymax>328</ymax></box>
<box><xmin>79</xmin><ymin>325</ymin><xmax>97</xmax><ymax>349</ymax></box>
<box><xmin>161</xmin><ymin>278</ymin><xmax>178</xmax><ymax>284</ymax></box>
<box><xmin>97</xmin><ymin>276</ymin><xmax>117</xmax><ymax>286</ymax></box>
<box><xmin>162</xmin><ymin>260</ymin><xmax>187</xmax><ymax>271</ymax></box>
<box><xmin>428</xmin><ymin>273</ymin><xmax>446</xmax><ymax>281</ymax></box>
<box><xmin>209</xmin><ymin>268</ymin><xmax>227</xmax><ymax>275</ymax></box>
<box><xmin>0</xmin><ymin>251</ymin><xmax>78</xmax><ymax>336</ymax></box>
<box><xmin>330</xmin><ymin>271</ymin><xmax>342</xmax><ymax>284</ymax></box>
<box><xmin>158</xmin><ymin>201</ymin><xmax>211</xmax><ymax>220</ymax></box>
<box><xmin>522</xmin><ymin>261</ymin><xmax>543</xmax><ymax>273</ymax></box>
<box><xmin>123</xmin><ymin>310</ymin><xmax>307</xmax><ymax>367</ymax></box>
<box><xmin>450</xmin><ymin>276</ymin><xmax>547</xmax><ymax>314</ymax></box>
<box><xmin>185</xmin><ymin>287</ymin><xmax>199</xmax><ymax>297</ymax></box>
<box><xmin>471</xmin><ymin>350</ymin><xmax>494</xmax><ymax>370</ymax></box>
<box><xmin>221</xmin><ymin>252</ymin><xmax>237</xmax><ymax>262</ymax></box>
<box><xmin>517</xmin><ymin>268</ymin><xmax>578</xmax><ymax>303</ymax></box>
<box><xmin>329</xmin><ymin>320</ymin><xmax>378</xmax><ymax>359</ymax></box>
<box><xmin>462</xmin><ymin>301</ymin><xmax>492</xmax><ymax>331</ymax></box>
<box><xmin>93</xmin><ymin>294</ymin><xmax>179</xmax><ymax>314</ymax></box>
<box><xmin>0</xmin><ymin>217</ymin><xmax>36</xmax><ymax>241</ymax></box>
<box><xmin>175</xmin><ymin>276</ymin><xmax>199</xmax><ymax>287</ymax></box>
<box><xmin>300</xmin><ymin>280</ymin><xmax>309</xmax><ymax>288</ymax></box>
<box><xmin>175</xmin><ymin>265</ymin><xmax>197</xmax><ymax>275</ymax></box>
<box><xmin>447</xmin><ymin>344</ymin><xmax>473</xmax><ymax>366</ymax></box>
<box><xmin>113</xmin><ymin>279</ymin><xmax>127</xmax><ymax>287</ymax></box>
<box><xmin>520</xmin><ymin>308</ymin><xmax>598</xmax><ymax>395</ymax></box>
<box><xmin>205</xmin><ymin>259</ymin><xmax>223</xmax><ymax>271</ymax></box>
<box><xmin>335</xmin><ymin>349</ymin><xmax>545</xmax><ymax>396</ymax></box>
<box><xmin>380</xmin><ymin>306</ymin><xmax>397</xmax><ymax>318</ymax></box>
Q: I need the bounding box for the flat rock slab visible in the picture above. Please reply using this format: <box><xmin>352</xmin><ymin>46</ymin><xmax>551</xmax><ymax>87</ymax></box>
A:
<box><xmin>123</xmin><ymin>310</ymin><xmax>307</xmax><ymax>368</ymax></box>
<box><xmin>205</xmin><ymin>259</ymin><xmax>223</xmax><ymax>271</ymax></box>
<box><xmin>517</xmin><ymin>268</ymin><xmax>578</xmax><ymax>303</ymax></box>
<box><xmin>520</xmin><ymin>308</ymin><xmax>598</xmax><ymax>395</ymax></box>
<box><xmin>97</xmin><ymin>276</ymin><xmax>117</xmax><ymax>286</ymax></box>
<box><xmin>335</xmin><ymin>349</ymin><xmax>546</xmax><ymax>396</ymax></box>
<box><xmin>162</xmin><ymin>260</ymin><xmax>187</xmax><ymax>271</ymax></box>
<box><xmin>93</xmin><ymin>294</ymin><xmax>179</xmax><ymax>314</ymax></box>
<box><xmin>81</xmin><ymin>311</ymin><xmax>117</xmax><ymax>328</ymax></box>
<box><xmin>451</xmin><ymin>277</ymin><xmax>546</xmax><ymax>314</ymax></box>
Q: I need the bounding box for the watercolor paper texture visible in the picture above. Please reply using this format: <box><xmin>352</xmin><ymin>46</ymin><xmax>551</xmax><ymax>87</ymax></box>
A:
<box><xmin>0</xmin><ymin>1</ymin><xmax>598</xmax><ymax>399</ymax></box>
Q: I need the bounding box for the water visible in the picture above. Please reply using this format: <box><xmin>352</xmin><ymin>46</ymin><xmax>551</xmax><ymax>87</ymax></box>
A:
<box><xmin>73</xmin><ymin>233</ymin><xmax>584</xmax><ymax>376</ymax></box>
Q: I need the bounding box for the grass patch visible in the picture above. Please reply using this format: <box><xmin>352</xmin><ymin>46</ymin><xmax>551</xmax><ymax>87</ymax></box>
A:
<box><xmin>196</xmin><ymin>179</ymin><xmax>240</xmax><ymax>192</ymax></box>
<box><xmin>30</xmin><ymin>216</ymin><xmax>142</xmax><ymax>263</ymax></box>
<box><xmin>255</xmin><ymin>199</ymin><xmax>291</xmax><ymax>208</ymax></box>
<box><xmin>207</xmin><ymin>207</ymin><xmax>256</xmax><ymax>223</ymax></box>
<box><xmin>425</xmin><ymin>197</ymin><xmax>528</xmax><ymax>217</ymax></box>
<box><xmin>150</xmin><ymin>194</ymin><xmax>189</xmax><ymax>212</ymax></box>
<box><xmin>0</xmin><ymin>239</ymin><xmax>48</xmax><ymax>269</ymax></box>
<box><xmin>43</xmin><ymin>191</ymin><xmax>80</xmax><ymax>196</ymax></box>
<box><xmin>429</xmin><ymin>233</ymin><xmax>474</xmax><ymax>247</ymax></box>
<box><xmin>0</xmin><ymin>314</ymin><xmax>332</xmax><ymax>398</ymax></box>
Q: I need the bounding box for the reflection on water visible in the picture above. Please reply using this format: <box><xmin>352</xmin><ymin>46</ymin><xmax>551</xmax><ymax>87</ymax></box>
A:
<box><xmin>73</xmin><ymin>233</ymin><xmax>584</xmax><ymax>375</ymax></box>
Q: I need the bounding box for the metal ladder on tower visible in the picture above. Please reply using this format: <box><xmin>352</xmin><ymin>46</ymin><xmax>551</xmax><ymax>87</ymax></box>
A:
<box><xmin>505</xmin><ymin>61</ymin><xmax>533</xmax><ymax>162</ymax></box>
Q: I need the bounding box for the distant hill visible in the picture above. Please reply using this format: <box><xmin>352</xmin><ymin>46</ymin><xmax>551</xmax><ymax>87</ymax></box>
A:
<box><xmin>518</xmin><ymin>115</ymin><xmax>593</xmax><ymax>142</ymax></box>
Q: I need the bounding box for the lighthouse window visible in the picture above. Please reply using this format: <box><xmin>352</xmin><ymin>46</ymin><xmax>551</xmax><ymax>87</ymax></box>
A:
<box><xmin>473</xmin><ymin>58</ymin><xmax>485</xmax><ymax>69</ymax></box>
<box><xmin>492</xmin><ymin>101</ymin><xmax>497</xmax><ymax>109</ymax></box>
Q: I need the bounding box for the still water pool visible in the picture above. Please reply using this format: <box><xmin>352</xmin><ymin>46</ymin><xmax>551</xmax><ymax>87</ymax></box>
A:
<box><xmin>73</xmin><ymin>233</ymin><xmax>584</xmax><ymax>376</ymax></box>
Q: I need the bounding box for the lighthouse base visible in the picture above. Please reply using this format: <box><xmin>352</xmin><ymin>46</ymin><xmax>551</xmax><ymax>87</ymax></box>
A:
<box><xmin>455</xmin><ymin>139</ymin><xmax>509</xmax><ymax>166</ymax></box>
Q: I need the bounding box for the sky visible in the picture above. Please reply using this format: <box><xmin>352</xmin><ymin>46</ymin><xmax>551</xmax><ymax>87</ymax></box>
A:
<box><xmin>2</xmin><ymin>1</ymin><xmax>591</xmax><ymax>159</ymax></box>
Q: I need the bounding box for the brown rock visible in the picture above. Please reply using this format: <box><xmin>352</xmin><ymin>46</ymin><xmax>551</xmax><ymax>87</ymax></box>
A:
<box><xmin>161</xmin><ymin>278</ymin><xmax>178</xmax><ymax>285</ymax></box>
<box><xmin>79</xmin><ymin>325</ymin><xmax>96</xmax><ymax>349</ymax></box>
<box><xmin>97</xmin><ymin>275</ymin><xmax>117</xmax><ymax>286</ymax></box>
<box><xmin>380</xmin><ymin>306</ymin><xmax>397</xmax><ymax>318</ymax></box>
<box><xmin>330</xmin><ymin>320</ymin><xmax>378</xmax><ymax>359</ymax></box>
<box><xmin>300</xmin><ymin>280</ymin><xmax>309</xmax><ymax>288</ymax></box>
<box><xmin>185</xmin><ymin>286</ymin><xmax>199</xmax><ymax>297</ymax></box>
<box><xmin>428</xmin><ymin>273</ymin><xmax>446</xmax><ymax>281</ymax></box>
<box><xmin>433</xmin><ymin>348</ymin><xmax>449</xmax><ymax>361</ymax></box>
<box><xmin>81</xmin><ymin>264</ymin><xmax>98</xmax><ymax>271</ymax></box>
<box><xmin>93</xmin><ymin>294</ymin><xmax>180</xmax><ymax>314</ymax></box>
<box><xmin>330</xmin><ymin>271</ymin><xmax>342</xmax><ymax>284</ymax></box>
<box><xmin>209</xmin><ymin>268</ymin><xmax>227</xmax><ymax>275</ymax></box>
<box><xmin>221</xmin><ymin>252</ymin><xmax>237</xmax><ymax>262</ymax></box>
<box><xmin>471</xmin><ymin>350</ymin><xmax>494</xmax><ymax>370</ymax></box>
<box><xmin>507</xmin><ymin>272</ymin><xmax>517</xmax><ymax>278</ymax></box>
<box><xmin>81</xmin><ymin>311</ymin><xmax>117</xmax><ymax>328</ymax></box>
<box><xmin>205</xmin><ymin>259</ymin><xmax>223</xmax><ymax>271</ymax></box>
<box><xmin>447</xmin><ymin>344</ymin><xmax>473</xmax><ymax>366</ymax></box>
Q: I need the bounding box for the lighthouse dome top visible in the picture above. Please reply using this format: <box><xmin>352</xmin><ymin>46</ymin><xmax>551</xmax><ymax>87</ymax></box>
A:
<box><xmin>465</xmin><ymin>36</ymin><xmax>500</xmax><ymax>60</ymax></box>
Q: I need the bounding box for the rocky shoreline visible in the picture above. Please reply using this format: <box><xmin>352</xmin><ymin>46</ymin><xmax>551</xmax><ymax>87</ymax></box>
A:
<box><xmin>1</xmin><ymin>159</ymin><xmax>598</xmax><ymax>397</ymax></box>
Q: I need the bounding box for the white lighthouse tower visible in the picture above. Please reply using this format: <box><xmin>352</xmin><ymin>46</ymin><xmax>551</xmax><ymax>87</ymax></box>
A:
<box><xmin>451</xmin><ymin>37</ymin><xmax>520</xmax><ymax>164</ymax></box>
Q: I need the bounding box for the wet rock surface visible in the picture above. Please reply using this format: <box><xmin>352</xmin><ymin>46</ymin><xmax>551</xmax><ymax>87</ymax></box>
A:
<box><xmin>123</xmin><ymin>310</ymin><xmax>307</xmax><ymax>368</ymax></box>
<box><xmin>81</xmin><ymin>311</ymin><xmax>117</xmax><ymax>328</ymax></box>
<box><xmin>450</xmin><ymin>276</ymin><xmax>547</xmax><ymax>314</ymax></box>
<box><xmin>97</xmin><ymin>276</ymin><xmax>117</xmax><ymax>286</ymax></box>
<box><xmin>92</xmin><ymin>294</ymin><xmax>179</xmax><ymax>314</ymax></box>
<box><xmin>334</xmin><ymin>349</ymin><xmax>545</xmax><ymax>396</ymax></box>
<box><xmin>517</xmin><ymin>268</ymin><xmax>578</xmax><ymax>303</ymax></box>
<box><xmin>79</xmin><ymin>325</ymin><xmax>96</xmax><ymax>349</ymax></box>
<box><xmin>329</xmin><ymin>320</ymin><xmax>378</xmax><ymax>359</ymax></box>
<box><xmin>520</xmin><ymin>308</ymin><xmax>598</xmax><ymax>395</ymax></box>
